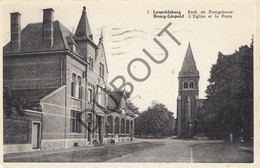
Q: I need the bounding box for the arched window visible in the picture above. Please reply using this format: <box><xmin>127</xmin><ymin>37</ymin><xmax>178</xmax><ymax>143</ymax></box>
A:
<box><xmin>121</xmin><ymin>118</ymin><xmax>125</xmax><ymax>134</ymax></box>
<box><xmin>115</xmin><ymin>117</ymin><xmax>119</xmax><ymax>134</ymax></box>
<box><xmin>71</xmin><ymin>73</ymin><xmax>82</xmax><ymax>99</ymax></box>
<box><xmin>183</xmin><ymin>81</ymin><xmax>188</xmax><ymax>89</ymax></box>
<box><xmin>107</xmin><ymin>116</ymin><xmax>113</xmax><ymax>133</ymax></box>
<box><xmin>189</xmin><ymin>81</ymin><xmax>194</xmax><ymax>89</ymax></box>
<box><xmin>126</xmin><ymin>120</ymin><xmax>130</xmax><ymax>134</ymax></box>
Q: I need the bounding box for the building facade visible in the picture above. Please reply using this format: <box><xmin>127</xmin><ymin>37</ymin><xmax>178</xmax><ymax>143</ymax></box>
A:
<box><xmin>3</xmin><ymin>7</ymin><xmax>134</xmax><ymax>154</ymax></box>
<box><xmin>177</xmin><ymin>43</ymin><xmax>204</xmax><ymax>138</ymax></box>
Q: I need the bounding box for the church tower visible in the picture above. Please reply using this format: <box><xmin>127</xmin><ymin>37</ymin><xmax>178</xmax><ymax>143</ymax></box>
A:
<box><xmin>177</xmin><ymin>43</ymin><xmax>200</xmax><ymax>138</ymax></box>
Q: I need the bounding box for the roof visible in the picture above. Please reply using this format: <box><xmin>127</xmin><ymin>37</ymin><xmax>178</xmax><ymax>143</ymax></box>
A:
<box><xmin>75</xmin><ymin>6</ymin><xmax>92</xmax><ymax>39</ymax></box>
<box><xmin>4</xmin><ymin>21</ymin><xmax>70</xmax><ymax>53</ymax></box>
<box><xmin>11</xmin><ymin>88</ymin><xmax>58</xmax><ymax>103</ymax></box>
<box><xmin>3</xmin><ymin>20</ymin><xmax>85</xmax><ymax>60</ymax></box>
<box><xmin>179</xmin><ymin>43</ymin><xmax>199</xmax><ymax>77</ymax></box>
<box><xmin>107</xmin><ymin>92</ymin><xmax>123</xmax><ymax>110</ymax></box>
<box><xmin>106</xmin><ymin>91</ymin><xmax>135</xmax><ymax>116</ymax></box>
<box><xmin>96</xmin><ymin>34</ymin><xmax>109</xmax><ymax>73</ymax></box>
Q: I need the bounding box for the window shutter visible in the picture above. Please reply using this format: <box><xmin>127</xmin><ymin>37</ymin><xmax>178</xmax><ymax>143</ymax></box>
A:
<box><xmin>71</xmin><ymin>82</ymin><xmax>74</xmax><ymax>96</ymax></box>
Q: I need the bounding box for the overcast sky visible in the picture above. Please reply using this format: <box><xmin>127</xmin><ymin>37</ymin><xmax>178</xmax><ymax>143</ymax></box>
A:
<box><xmin>1</xmin><ymin>1</ymin><xmax>255</xmax><ymax>116</ymax></box>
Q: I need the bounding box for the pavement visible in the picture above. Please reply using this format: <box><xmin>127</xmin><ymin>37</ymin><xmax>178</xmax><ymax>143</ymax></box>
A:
<box><xmin>107</xmin><ymin>136</ymin><xmax>227</xmax><ymax>162</ymax></box>
<box><xmin>4</xmin><ymin>136</ymin><xmax>253</xmax><ymax>163</ymax></box>
<box><xmin>4</xmin><ymin>140</ymin><xmax>140</xmax><ymax>161</ymax></box>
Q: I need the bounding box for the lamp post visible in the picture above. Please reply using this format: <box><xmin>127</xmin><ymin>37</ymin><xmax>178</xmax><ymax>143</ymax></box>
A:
<box><xmin>129</xmin><ymin>95</ymin><xmax>141</xmax><ymax>101</ymax></box>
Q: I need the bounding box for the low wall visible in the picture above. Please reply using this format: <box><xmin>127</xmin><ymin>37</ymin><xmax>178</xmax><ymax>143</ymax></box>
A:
<box><xmin>4</xmin><ymin>144</ymin><xmax>39</xmax><ymax>154</ymax></box>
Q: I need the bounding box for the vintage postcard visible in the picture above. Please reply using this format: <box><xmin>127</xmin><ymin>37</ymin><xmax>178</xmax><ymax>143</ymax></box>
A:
<box><xmin>0</xmin><ymin>0</ymin><xmax>259</xmax><ymax>167</ymax></box>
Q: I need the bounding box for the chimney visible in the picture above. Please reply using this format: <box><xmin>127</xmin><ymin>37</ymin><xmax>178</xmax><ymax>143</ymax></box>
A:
<box><xmin>10</xmin><ymin>12</ymin><xmax>21</xmax><ymax>52</ymax></box>
<box><xmin>43</xmin><ymin>8</ymin><xmax>54</xmax><ymax>50</ymax></box>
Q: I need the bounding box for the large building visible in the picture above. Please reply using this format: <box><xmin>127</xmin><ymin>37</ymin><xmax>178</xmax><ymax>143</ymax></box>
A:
<box><xmin>3</xmin><ymin>7</ymin><xmax>135</xmax><ymax>154</ymax></box>
<box><xmin>177</xmin><ymin>43</ymin><xmax>204</xmax><ymax>138</ymax></box>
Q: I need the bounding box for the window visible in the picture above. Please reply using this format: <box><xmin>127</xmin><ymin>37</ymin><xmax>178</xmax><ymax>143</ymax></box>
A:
<box><xmin>121</xmin><ymin>119</ymin><xmax>125</xmax><ymax>134</ymax></box>
<box><xmin>93</xmin><ymin>87</ymin><xmax>95</xmax><ymax>101</ymax></box>
<box><xmin>70</xmin><ymin>110</ymin><xmax>81</xmax><ymax>133</ymax></box>
<box><xmin>99</xmin><ymin>63</ymin><xmax>104</xmax><ymax>77</ymax></box>
<box><xmin>88</xmin><ymin>113</ymin><xmax>92</xmax><ymax>121</ymax></box>
<box><xmin>78</xmin><ymin>76</ymin><xmax>82</xmax><ymax>99</ymax></box>
<box><xmin>88</xmin><ymin>87</ymin><xmax>93</xmax><ymax>102</ymax></box>
<box><xmin>115</xmin><ymin>117</ymin><xmax>119</xmax><ymax>134</ymax></box>
<box><xmin>107</xmin><ymin>116</ymin><xmax>113</xmax><ymax>133</ymax></box>
<box><xmin>126</xmin><ymin>120</ymin><xmax>130</xmax><ymax>134</ymax></box>
<box><xmin>183</xmin><ymin>81</ymin><xmax>188</xmax><ymax>89</ymax></box>
<box><xmin>71</xmin><ymin>73</ymin><xmax>82</xmax><ymax>99</ymax></box>
<box><xmin>71</xmin><ymin>73</ymin><xmax>76</xmax><ymax>97</ymax></box>
<box><xmin>97</xmin><ymin>86</ymin><xmax>102</xmax><ymax>105</ymax></box>
<box><xmin>89</xmin><ymin>57</ymin><xmax>94</xmax><ymax>70</ymax></box>
<box><xmin>189</xmin><ymin>81</ymin><xmax>194</xmax><ymax>89</ymax></box>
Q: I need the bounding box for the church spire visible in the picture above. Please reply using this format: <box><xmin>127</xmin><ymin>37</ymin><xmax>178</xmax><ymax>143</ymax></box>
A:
<box><xmin>75</xmin><ymin>6</ymin><xmax>93</xmax><ymax>40</ymax></box>
<box><xmin>179</xmin><ymin>43</ymin><xmax>199</xmax><ymax>77</ymax></box>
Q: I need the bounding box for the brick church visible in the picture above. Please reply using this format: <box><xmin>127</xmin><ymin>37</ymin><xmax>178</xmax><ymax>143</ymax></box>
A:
<box><xmin>3</xmin><ymin>7</ymin><xmax>135</xmax><ymax>154</ymax></box>
<box><xmin>177</xmin><ymin>43</ymin><xmax>204</xmax><ymax>138</ymax></box>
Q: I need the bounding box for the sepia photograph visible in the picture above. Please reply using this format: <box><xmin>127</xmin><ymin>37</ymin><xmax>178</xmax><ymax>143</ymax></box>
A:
<box><xmin>0</xmin><ymin>0</ymin><xmax>258</xmax><ymax>167</ymax></box>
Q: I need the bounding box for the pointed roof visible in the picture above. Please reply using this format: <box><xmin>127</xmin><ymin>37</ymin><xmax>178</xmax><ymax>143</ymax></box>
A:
<box><xmin>75</xmin><ymin>6</ymin><xmax>93</xmax><ymax>39</ymax></box>
<box><xmin>179</xmin><ymin>43</ymin><xmax>199</xmax><ymax>77</ymax></box>
<box><xmin>96</xmin><ymin>30</ymin><xmax>109</xmax><ymax>73</ymax></box>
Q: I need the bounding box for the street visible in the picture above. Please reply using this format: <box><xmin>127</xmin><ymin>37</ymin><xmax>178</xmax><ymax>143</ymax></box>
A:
<box><xmin>108</xmin><ymin>137</ymin><xmax>253</xmax><ymax>162</ymax></box>
<box><xmin>4</xmin><ymin>137</ymin><xmax>253</xmax><ymax>163</ymax></box>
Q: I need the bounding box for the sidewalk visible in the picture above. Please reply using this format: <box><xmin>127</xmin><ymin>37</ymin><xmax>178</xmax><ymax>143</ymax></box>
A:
<box><xmin>4</xmin><ymin>141</ymin><xmax>138</xmax><ymax>160</ymax></box>
<box><xmin>4</xmin><ymin>141</ymin><xmax>161</xmax><ymax>162</ymax></box>
<box><xmin>238</xmin><ymin>146</ymin><xmax>253</xmax><ymax>152</ymax></box>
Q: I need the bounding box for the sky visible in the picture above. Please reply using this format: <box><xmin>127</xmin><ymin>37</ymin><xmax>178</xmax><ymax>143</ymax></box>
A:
<box><xmin>1</xmin><ymin>1</ymin><xmax>255</xmax><ymax>116</ymax></box>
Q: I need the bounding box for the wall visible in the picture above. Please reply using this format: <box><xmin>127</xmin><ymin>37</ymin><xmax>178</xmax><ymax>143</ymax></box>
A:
<box><xmin>3</xmin><ymin>111</ymin><xmax>41</xmax><ymax>154</ymax></box>
<box><xmin>104</xmin><ymin>111</ymin><xmax>134</xmax><ymax>145</ymax></box>
<box><xmin>3</xmin><ymin>54</ymin><xmax>64</xmax><ymax>90</ymax></box>
<box><xmin>177</xmin><ymin>76</ymin><xmax>200</xmax><ymax>137</ymax></box>
<box><xmin>40</xmin><ymin>85</ymin><xmax>67</xmax><ymax>150</ymax></box>
<box><xmin>65</xmin><ymin>55</ymin><xmax>88</xmax><ymax>148</ymax></box>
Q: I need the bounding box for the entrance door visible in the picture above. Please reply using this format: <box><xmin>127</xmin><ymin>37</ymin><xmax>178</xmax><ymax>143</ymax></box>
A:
<box><xmin>97</xmin><ymin>116</ymin><xmax>102</xmax><ymax>142</ymax></box>
<box><xmin>32</xmin><ymin>123</ymin><xmax>40</xmax><ymax>149</ymax></box>
<box><xmin>88</xmin><ymin>122</ymin><xmax>92</xmax><ymax>142</ymax></box>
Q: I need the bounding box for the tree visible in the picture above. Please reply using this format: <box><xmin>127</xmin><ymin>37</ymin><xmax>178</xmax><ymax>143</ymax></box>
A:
<box><xmin>135</xmin><ymin>102</ymin><xmax>174</xmax><ymax>137</ymax></box>
<box><xmin>201</xmin><ymin>41</ymin><xmax>253</xmax><ymax>141</ymax></box>
<box><xmin>3</xmin><ymin>87</ymin><xmax>28</xmax><ymax>117</ymax></box>
<box><xmin>127</xmin><ymin>101</ymin><xmax>139</xmax><ymax>114</ymax></box>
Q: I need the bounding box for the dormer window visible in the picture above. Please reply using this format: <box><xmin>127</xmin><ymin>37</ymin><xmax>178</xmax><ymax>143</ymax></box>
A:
<box><xmin>89</xmin><ymin>34</ymin><xmax>93</xmax><ymax>40</ymax></box>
